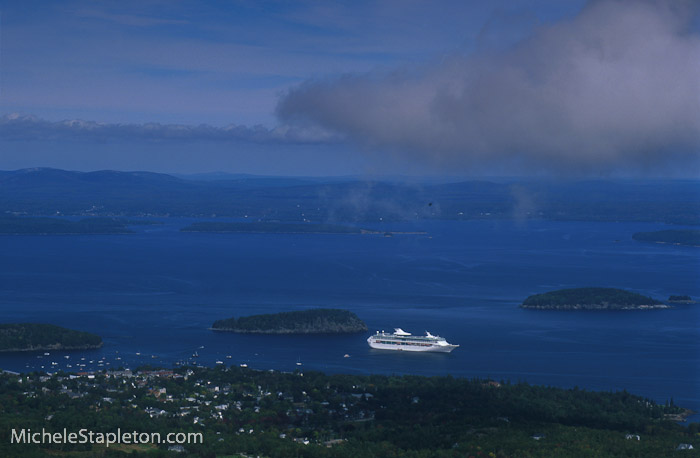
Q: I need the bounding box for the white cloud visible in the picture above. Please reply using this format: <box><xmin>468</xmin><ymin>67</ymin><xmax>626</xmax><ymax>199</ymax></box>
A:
<box><xmin>277</xmin><ymin>0</ymin><xmax>700</xmax><ymax>174</ymax></box>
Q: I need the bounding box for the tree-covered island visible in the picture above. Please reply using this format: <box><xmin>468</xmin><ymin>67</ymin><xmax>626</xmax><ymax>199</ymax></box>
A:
<box><xmin>0</xmin><ymin>324</ymin><xmax>102</xmax><ymax>352</ymax></box>
<box><xmin>632</xmin><ymin>230</ymin><xmax>700</xmax><ymax>247</ymax></box>
<box><xmin>212</xmin><ymin>309</ymin><xmax>368</xmax><ymax>334</ymax></box>
<box><xmin>521</xmin><ymin>288</ymin><xmax>670</xmax><ymax>310</ymax></box>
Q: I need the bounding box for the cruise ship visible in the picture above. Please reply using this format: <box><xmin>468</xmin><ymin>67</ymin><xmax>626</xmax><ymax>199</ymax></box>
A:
<box><xmin>367</xmin><ymin>328</ymin><xmax>458</xmax><ymax>353</ymax></box>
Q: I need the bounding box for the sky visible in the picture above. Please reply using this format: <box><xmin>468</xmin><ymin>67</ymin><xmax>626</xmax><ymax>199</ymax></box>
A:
<box><xmin>0</xmin><ymin>0</ymin><xmax>698</xmax><ymax>177</ymax></box>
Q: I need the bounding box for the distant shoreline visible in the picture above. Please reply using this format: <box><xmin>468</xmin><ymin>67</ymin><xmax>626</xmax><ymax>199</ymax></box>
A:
<box><xmin>186</xmin><ymin>229</ymin><xmax>427</xmax><ymax>235</ymax></box>
<box><xmin>181</xmin><ymin>221</ymin><xmax>426</xmax><ymax>236</ymax></box>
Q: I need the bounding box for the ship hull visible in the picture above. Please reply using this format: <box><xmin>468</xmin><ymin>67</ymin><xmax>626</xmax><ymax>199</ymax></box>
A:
<box><xmin>367</xmin><ymin>340</ymin><xmax>458</xmax><ymax>353</ymax></box>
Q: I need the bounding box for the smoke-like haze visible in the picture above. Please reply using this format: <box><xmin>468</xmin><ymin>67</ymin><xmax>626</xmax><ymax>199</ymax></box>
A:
<box><xmin>277</xmin><ymin>0</ymin><xmax>700</xmax><ymax>174</ymax></box>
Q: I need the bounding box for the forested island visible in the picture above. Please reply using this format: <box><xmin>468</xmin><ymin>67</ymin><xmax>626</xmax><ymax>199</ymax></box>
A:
<box><xmin>521</xmin><ymin>287</ymin><xmax>669</xmax><ymax>310</ymax></box>
<box><xmin>212</xmin><ymin>309</ymin><xmax>368</xmax><ymax>334</ymax></box>
<box><xmin>0</xmin><ymin>216</ymin><xmax>135</xmax><ymax>234</ymax></box>
<box><xmin>633</xmin><ymin>230</ymin><xmax>700</xmax><ymax>247</ymax></box>
<box><xmin>0</xmin><ymin>324</ymin><xmax>102</xmax><ymax>352</ymax></box>
<box><xmin>0</xmin><ymin>365</ymin><xmax>695</xmax><ymax>457</ymax></box>
<box><xmin>181</xmin><ymin>221</ymin><xmax>377</xmax><ymax>234</ymax></box>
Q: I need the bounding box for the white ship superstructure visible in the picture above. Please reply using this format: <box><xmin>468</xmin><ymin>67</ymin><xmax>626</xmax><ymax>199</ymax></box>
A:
<box><xmin>367</xmin><ymin>328</ymin><xmax>458</xmax><ymax>353</ymax></box>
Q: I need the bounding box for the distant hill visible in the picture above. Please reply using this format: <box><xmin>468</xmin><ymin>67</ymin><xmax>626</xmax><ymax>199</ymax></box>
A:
<box><xmin>0</xmin><ymin>324</ymin><xmax>102</xmax><ymax>352</ymax></box>
<box><xmin>212</xmin><ymin>309</ymin><xmax>368</xmax><ymax>334</ymax></box>
<box><xmin>1</xmin><ymin>168</ymin><xmax>698</xmax><ymax>224</ymax></box>
<box><xmin>521</xmin><ymin>287</ymin><xmax>668</xmax><ymax>310</ymax></box>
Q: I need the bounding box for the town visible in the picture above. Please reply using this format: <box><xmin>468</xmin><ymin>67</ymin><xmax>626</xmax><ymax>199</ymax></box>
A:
<box><xmin>0</xmin><ymin>365</ymin><xmax>696</xmax><ymax>457</ymax></box>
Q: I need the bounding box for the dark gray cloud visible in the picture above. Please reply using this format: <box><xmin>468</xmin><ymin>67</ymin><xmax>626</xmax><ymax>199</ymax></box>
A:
<box><xmin>277</xmin><ymin>0</ymin><xmax>700</xmax><ymax>174</ymax></box>
<box><xmin>0</xmin><ymin>113</ymin><xmax>338</xmax><ymax>144</ymax></box>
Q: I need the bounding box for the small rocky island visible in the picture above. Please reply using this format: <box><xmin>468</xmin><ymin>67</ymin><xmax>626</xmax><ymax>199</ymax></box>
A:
<box><xmin>0</xmin><ymin>324</ymin><xmax>103</xmax><ymax>352</ymax></box>
<box><xmin>521</xmin><ymin>287</ymin><xmax>670</xmax><ymax>310</ymax></box>
<box><xmin>212</xmin><ymin>308</ymin><xmax>368</xmax><ymax>334</ymax></box>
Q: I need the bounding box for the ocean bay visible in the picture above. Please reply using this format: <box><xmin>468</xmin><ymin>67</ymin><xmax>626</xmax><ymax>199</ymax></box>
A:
<box><xmin>0</xmin><ymin>219</ymin><xmax>698</xmax><ymax>419</ymax></box>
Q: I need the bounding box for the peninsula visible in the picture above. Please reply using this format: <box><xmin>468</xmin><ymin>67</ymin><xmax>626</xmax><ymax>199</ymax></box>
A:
<box><xmin>212</xmin><ymin>308</ymin><xmax>368</xmax><ymax>334</ymax></box>
<box><xmin>632</xmin><ymin>230</ymin><xmax>700</xmax><ymax>247</ymax></box>
<box><xmin>181</xmin><ymin>222</ymin><xmax>377</xmax><ymax>234</ymax></box>
<box><xmin>0</xmin><ymin>216</ymin><xmax>134</xmax><ymax>235</ymax></box>
<box><xmin>668</xmin><ymin>295</ymin><xmax>696</xmax><ymax>304</ymax></box>
<box><xmin>0</xmin><ymin>324</ymin><xmax>103</xmax><ymax>352</ymax></box>
<box><xmin>521</xmin><ymin>287</ymin><xmax>669</xmax><ymax>310</ymax></box>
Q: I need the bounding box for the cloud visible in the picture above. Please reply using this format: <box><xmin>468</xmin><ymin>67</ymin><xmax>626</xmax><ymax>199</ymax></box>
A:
<box><xmin>277</xmin><ymin>0</ymin><xmax>700</xmax><ymax>174</ymax></box>
<box><xmin>0</xmin><ymin>113</ymin><xmax>338</xmax><ymax>144</ymax></box>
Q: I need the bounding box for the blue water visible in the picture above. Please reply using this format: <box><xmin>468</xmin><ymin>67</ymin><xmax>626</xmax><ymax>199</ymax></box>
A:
<box><xmin>0</xmin><ymin>219</ymin><xmax>698</xmax><ymax>421</ymax></box>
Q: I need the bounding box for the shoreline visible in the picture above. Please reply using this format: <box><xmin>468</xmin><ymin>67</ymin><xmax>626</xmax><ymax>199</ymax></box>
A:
<box><xmin>520</xmin><ymin>304</ymin><xmax>672</xmax><ymax>310</ymax></box>
<box><xmin>209</xmin><ymin>327</ymin><xmax>367</xmax><ymax>334</ymax></box>
<box><xmin>182</xmin><ymin>229</ymin><xmax>427</xmax><ymax>235</ymax></box>
<box><xmin>665</xmin><ymin>408</ymin><xmax>697</xmax><ymax>422</ymax></box>
<box><xmin>0</xmin><ymin>342</ymin><xmax>103</xmax><ymax>353</ymax></box>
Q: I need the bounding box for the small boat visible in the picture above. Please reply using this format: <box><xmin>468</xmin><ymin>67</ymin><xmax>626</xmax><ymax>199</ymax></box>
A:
<box><xmin>240</xmin><ymin>363</ymin><xmax>248</xmax><ymax>368</ymax></box>
<box><xmin>215</xmin><ymin>360</ymin><xmax>224</xmax><ymax>365</ymax></box>
<box><xmin>226</xmin><ymin>355</ymin><xmax>232</xmax><ymax>359</ymax></box>
<box><xmin>343</xmin><ymin>354</ymin><xmax>350</xmax><ymax>358</ymax></box>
